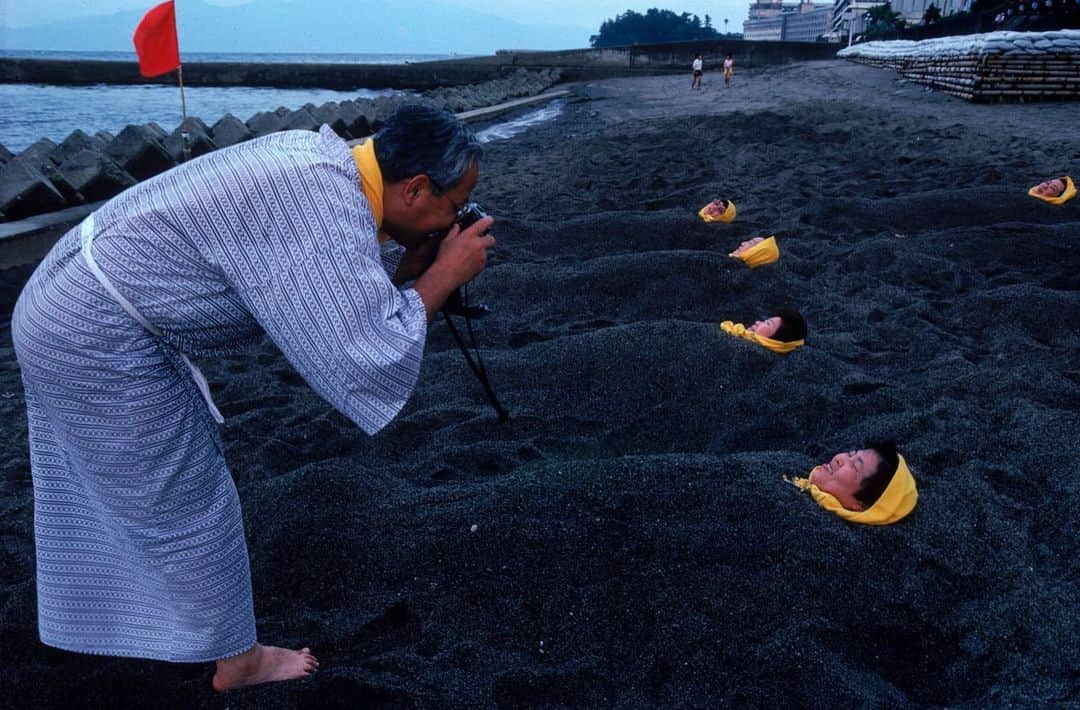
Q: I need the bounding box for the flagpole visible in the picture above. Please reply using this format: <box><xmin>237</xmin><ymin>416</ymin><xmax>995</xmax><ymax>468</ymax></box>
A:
<box><xmin>133</xmin><ymin>1</ymin><xmax>186</xmax><ymax>156</ymax></box>
<box><xmin>177</xmin><ymin>63</ymin><xmax>191</xmax><ymax>161</ymax></box>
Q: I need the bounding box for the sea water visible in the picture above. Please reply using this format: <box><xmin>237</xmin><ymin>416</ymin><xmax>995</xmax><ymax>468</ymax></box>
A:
<box><xmin>0</xmin><ymin>50</ymin><xmax>445</xmax><ymax>152</ymax></box>
<box><xmin>0</xmin><ymin>83</ymin><xmax>409</xmax><ymax>152</ymax></box>
<box><xmin>0</xmin><ymin>50</ymin><xmax>561</xmax><ymax>153</ymax></box>
<box><xmin>475</xmin><ymin>100</ymin><xmax>566</xmax><ymax>144</ymax></box>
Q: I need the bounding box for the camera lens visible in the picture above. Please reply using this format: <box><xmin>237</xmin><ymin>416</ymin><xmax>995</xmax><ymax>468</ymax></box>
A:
<box><xmin>455</xmin><ymin>203</ymin><xmax>487</xmax><ymax>231</ymax></box>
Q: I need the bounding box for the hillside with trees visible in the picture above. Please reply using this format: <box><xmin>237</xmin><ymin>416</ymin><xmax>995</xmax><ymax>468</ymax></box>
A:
<box><xmin>590</xmin><ymin>8</ymin><xmax>739</xmax><ymax>47</ymax></box>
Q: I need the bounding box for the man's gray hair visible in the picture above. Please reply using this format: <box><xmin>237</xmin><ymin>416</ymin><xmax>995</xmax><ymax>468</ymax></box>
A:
<box><xmin>374</xmin><ymin>104</ymin><xmax>482</xmax><ymax>193</ymax></box>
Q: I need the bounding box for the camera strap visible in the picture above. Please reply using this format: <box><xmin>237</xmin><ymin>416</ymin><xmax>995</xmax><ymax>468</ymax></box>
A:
<box><xmin>442</xmin><ymin>285</ymin><xmax>509</xmax><ymax>422</ymax></box>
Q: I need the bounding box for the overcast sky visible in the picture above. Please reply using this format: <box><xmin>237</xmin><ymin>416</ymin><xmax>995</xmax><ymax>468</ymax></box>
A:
<box><xmin>0</xmin><ymin>0</ymin><xmax>750</xmax><ymax>32</ymax></box>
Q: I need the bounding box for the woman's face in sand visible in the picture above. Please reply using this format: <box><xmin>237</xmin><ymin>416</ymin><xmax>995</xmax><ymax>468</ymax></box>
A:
<box><xmin>705</xmin><ymin>199</ymin><xmax>728</xmax><ymax>216</ymax></box>
<box><xmin>810</xmin><ymin>449</ymin><xmax>882</xmax><ymax>511</ymax></box>
<box><xmin>1034</xmin><ymin>179</ymin><xmax>1065</xmax><ymax>197</ymax></box>
<box><xmin>748</xmin><ymin>317</ymin><xmax>781</xmax><ymax>338</ymax></box>
<box><xmin>730</xmin><ymin>237</ymin><xmax>764</xmax><ymax>257</ymax></box>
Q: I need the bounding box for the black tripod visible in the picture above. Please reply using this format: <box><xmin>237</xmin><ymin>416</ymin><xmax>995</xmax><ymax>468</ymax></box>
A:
<box><xmin>442</xmin><ymin>286</ymin><xmax>509</xmax><ymax>422</ymax></box>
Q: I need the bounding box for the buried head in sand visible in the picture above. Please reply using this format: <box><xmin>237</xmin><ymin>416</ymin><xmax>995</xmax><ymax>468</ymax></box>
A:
<box><xmin>729</xmin><ymin>235</ymin><xmax>780</xmax><ymax>268</ymax></box>
<box><xmin>1027</xmin><ymin>175</ymin><xmax>1075</xmax><ymax>205</ymax></box>
<box><xmin>791</xmin><ymin>441</ymin><xmax>918</xmax><ymax>526</ymax></box>
<box><xmin>719</xmin><ymin>307</ymin><xmax>807</xmax><ymax>354</ymax></box>
<box><xmin>1032</xmin><ymin>178</ymin><xmax>1066</xmax><ymax>198</ymax></box>
<box><xmin>699</xmin><ymin>197</ymin><xmax>737</xmax><ymax>222</ymax></box>
<box><xmin>10</xmin><ymin>104</ymin><xmax>494</xmax><ymax>692</ymax></box>
<box><xmin>748</xmin><ymin>307</ymin><xmax>807</xmax><ymax>343</ymax></box>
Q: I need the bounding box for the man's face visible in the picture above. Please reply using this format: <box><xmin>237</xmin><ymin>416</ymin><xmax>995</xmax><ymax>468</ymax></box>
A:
<box><xmin>748</xmin><ymin>316</ymin><xmax>781</xmax><ymax>338</ymax></box>
<box><xmin>809</xmin><ymin>448</ymin><xmax>882</xmax><ymax>511</ymax></box>
<box><xmin>1034</xmin><ymin>179</ymin><xmax>1065</xmax><ymax>197</ymax></box>
<box><xmin>386</xmin><ymin>161</ymin><xmax>480</xmax><ymax>248</ymax></box>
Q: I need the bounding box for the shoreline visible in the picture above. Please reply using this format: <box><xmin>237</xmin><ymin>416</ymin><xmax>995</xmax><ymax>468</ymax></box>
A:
<box><xmin>0</xmin><ymin>89</ymin><xmax>570</xmax><ymax>275</ymax></box>
<box><xmin>0</xmin><ymin>69</ymin><xmax>564</xmax><ymax>228</ymax></box>
<box><xmin>0</xmin><ymin>40</ymin><xmax>837</xmax><ymax>89</ymax></box>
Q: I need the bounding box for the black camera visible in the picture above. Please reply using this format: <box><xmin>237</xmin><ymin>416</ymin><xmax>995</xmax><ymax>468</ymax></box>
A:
<box><xmin>439</xmin><ymin>201</ymin><xmax>507</xmax><ymax>422</ymax></box>
<box><xmin>455</xmin><ymin>202</ymin><xmax>487</xmax><ymax>232</ymax></box>
<box><xmin>443</xmin><ymin>202</ymin><xmax>491</xmax><ymax>319</ymax></box>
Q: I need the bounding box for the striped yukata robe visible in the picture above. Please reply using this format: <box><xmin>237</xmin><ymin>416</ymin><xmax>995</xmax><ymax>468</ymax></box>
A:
<box><xmin>11</xmin><ymin>125</ymin><xmax>427</xmax><ymax>662</ymax></box>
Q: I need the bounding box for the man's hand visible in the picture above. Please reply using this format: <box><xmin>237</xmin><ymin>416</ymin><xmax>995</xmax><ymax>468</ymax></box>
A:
<box><xmin>413</xmin><ymin>215</ymin><xmax>496</xmax><ymax>322</ymax></box>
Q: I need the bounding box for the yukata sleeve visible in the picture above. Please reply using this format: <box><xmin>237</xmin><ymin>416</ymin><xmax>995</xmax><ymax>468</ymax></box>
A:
<box><xmin>379</xmin><ymin>241</ymin><xmax>405</xmax><ymax>280</ymax></box>
<box><xmin>238</xmin><ymin>243</ymin><xmax>428</xmax><ymax>435</ymax></box>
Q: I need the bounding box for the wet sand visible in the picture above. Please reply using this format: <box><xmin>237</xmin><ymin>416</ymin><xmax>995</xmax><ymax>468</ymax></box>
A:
<box><xmin>1</xmin><ymin>60</ymin><xmax>1078</xmax><ymax>707</ymax></box>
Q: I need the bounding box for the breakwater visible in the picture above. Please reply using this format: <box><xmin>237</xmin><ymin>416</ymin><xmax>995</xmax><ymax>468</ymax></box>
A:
<box><xmin>0</xmin><ymin>57</ymin><xmax>503</xmax><ymax>90</ymax></box>
<box><xmin>0</xmin><ymin>69</ymin><xmax>562</xmax><ymax>223</ymax></box>
<box><xmin>0</xmin><ymin>41</ymin><xmax>838</xmax><ymax>89</ymax></box>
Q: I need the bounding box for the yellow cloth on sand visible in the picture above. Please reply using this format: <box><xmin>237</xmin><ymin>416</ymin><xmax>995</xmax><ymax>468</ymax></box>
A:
<box><xmin>731</xmin><ymin>236</ymin><xmax>779</xmax><ymax>268</ymax></box>
<box><xmin>720</xmin><ymin>320</ymin><xmax>804</xmax><ymax>354</ymax></box>
<box><xmin>1027</xmin><ymin>176</ymin><xmax>1076</xmax><ymax>205</ymax></box>
<box><xmin>790</xmin><ymin>454</ymin><xmax>918</xmax><ymax>526</ymax></box>
<box><xmin>699</xmin><ymin>200</ymin><xmax>737</xmax><ymax>223</ymax></box>
<box><xmin>351</xmin><ymin>139</ymin><xmax>388</xmax><ymax>242</ymax></box>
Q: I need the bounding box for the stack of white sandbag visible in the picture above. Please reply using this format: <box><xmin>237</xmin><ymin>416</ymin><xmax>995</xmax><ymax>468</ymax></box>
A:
<box><xmin>838</xmin><ymin>29</ymin><xmax>1080</xmax><ymax>101</ymax></box>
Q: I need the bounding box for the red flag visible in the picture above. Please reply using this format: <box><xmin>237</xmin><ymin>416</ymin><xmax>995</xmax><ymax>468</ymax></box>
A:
<box><xmin>133</xmin><ymin>1</ymin><xmax>180</xmax><ymax>78</ymax></box>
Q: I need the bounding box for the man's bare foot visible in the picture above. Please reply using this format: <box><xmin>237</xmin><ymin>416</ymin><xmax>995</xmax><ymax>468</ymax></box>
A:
<box><xmin>212</xmin><ymin>643</ymin><xmax>318</xmax><ymax>692</ymax></box>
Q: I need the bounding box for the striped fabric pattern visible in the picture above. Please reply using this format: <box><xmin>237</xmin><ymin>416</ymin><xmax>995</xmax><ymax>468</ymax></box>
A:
<box><xmin>11</xmin><ymin>126</ymin><xmax>427</xmax><ymax>662</ymax></box>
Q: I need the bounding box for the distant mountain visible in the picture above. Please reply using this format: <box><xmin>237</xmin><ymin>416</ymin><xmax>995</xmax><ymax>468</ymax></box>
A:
<box><xmin>0</xmin><ymin>0</ymin><xmax>591</xmax><ymax>54</ymax></box>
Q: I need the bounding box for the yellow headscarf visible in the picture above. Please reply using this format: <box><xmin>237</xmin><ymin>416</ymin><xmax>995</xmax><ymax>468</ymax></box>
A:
<box><xmin>351</xmin><ymin>138</ymin><xmax>385</xmax><ymax>236</ymax></box>
<box><xmin>698</xmin><ymin>199</ymin><xmax>737</xmax><ymax>223</ymax></box>
<box><xmin>1027</xmin><ymin>176</ymin><xmax>1075</xmax><ymax>205</ymax></box>
<box><xmin>730</xmin><ymin>236</ymin><xmax>779</xmax><ymax>269</ymax></box>
<box><xmin>789</xmin><ymin>454</ymin><xmax>918</xmax><ymax>526</ymax></box>
<box><xmin>720</xmin><ymin>320</ymin><xmax>804</xmax><ymax>354</ymax></box>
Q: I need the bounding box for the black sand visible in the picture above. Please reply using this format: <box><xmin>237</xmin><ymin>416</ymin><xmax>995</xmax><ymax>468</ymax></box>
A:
<box><xmin>1</xmin><ymin>60</ymin><xmax>1078</xmax><ymax>707</ymax></box>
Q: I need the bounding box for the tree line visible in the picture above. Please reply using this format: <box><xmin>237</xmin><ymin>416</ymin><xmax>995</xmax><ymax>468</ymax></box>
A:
<box><xmin>590</xmin><ymin>8</ymin><xmax>741</xmax><ymax>47</ymax></box>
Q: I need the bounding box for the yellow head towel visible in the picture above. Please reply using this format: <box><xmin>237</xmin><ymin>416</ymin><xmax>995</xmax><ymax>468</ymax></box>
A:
<box><xmin>1027</xmin><ymin>176</ymin><xmax>1075</xmax><ymax>205</ymax></box>
<box><xmin>720</xmin><ymin>320</ymin><xmax>804</xmax><ymax>354</ymax></box>
<box><xmin>730</xmin><ymin>236</ymin><xmax>779</xmax><ymax>269</ymax></box>
<box><xmin>699</xmin><ymin>199</ymin><xmax>737</xmax><ymax>223</ymax></box>
<box><xmin>351</xmin><ymin>139</ymin><xmax>385</xmax><ymax>232</ymax></box>
<box><xmin>790</xmin><ymin>454</ymin><xmax>918</xmax><ymax>526</ymax></box>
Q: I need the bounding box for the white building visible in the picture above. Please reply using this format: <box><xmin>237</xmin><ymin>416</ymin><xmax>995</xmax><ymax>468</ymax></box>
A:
<box><xmin>829</xmin><ymin>0</ymin><xmax>974</xmax><ymax>40</ymax></box>
<box><xmin>743</xmin><ymin>15</ymin><xmax>785</xmax><ymax>39</ymax></box>
<box><xmin>891</xmin><ymin>0</ymin><xmax>973</xmax><ymax>24</ymax></box>
<box><xmin>743</xmin><ymin>0</ymin><xmax>834</xmax><ymax>41</ymax></box>
<box><xmin>831</xmin><ymin>0</ymin><xmax>886</xmax><ymax>39</ymax></box>
<box><xmin>748</xmin><ymin>0</ymin><xmax>787</xmax><ymax>18</ymax></box>
<box><xmin>785</xmin><ymin>3</ymin><xmax>836</xmax><ymax>40</ymax></box>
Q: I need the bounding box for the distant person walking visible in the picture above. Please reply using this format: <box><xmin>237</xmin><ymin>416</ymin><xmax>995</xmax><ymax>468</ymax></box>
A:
<box><xmin>691</xmin><ymin>53</ymin><xmax>704</xmax><ymax>90</ymax></box>
<box><xmin>723</xmin><ymin>53</ymin><xmax>735</xmax><ymax>87</ymax></box>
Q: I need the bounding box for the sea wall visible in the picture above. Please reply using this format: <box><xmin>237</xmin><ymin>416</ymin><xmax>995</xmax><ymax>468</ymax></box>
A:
<box><xmin>0</xmin><ymin>57</ymin><xmax>504</xmax><ymax>90</ymax></box>
<box><xmin>0</xmin><ymin>69</ymin><xmax>562</xmax><ymax>223</ymax></box>
<box><xmin>502</xmin><ymin>39</ymin><xmax>838</xmax><ymax>80</ymax></box>
<box><xmin>0</xmin><ymin>41</ymin><xmax>837</xmax><ymax>90</ymax></box>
